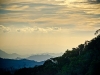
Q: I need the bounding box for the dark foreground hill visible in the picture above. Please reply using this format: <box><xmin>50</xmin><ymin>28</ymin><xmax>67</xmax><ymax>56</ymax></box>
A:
<box><xmin>0</xmin><ymin>58</ymin><xmax>44</xmax><ymax>69</ymax></box>
<box><xmin>1</xmin><ymin>35</ymin><xmax>100</xmax><ymax>75</ymax></box>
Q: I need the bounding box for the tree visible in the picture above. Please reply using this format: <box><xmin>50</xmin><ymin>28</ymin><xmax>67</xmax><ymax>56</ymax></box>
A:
<box><xmin>94</xmin><ymin>29</ymin><xmax>100</xmax><ymax>35</ymax></box>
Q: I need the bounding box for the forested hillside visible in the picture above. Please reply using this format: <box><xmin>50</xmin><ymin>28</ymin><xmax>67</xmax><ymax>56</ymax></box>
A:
<box><xmin>1</xmin><ymin>32</ymin><xmax>100</xmax><ymax>75</ymax></box>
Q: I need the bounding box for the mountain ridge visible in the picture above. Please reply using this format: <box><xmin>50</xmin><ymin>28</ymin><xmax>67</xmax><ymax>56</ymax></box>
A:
<box><xmin>0</xmin><ymin>50</ymin><xmax>21</xmax><ymax>59</ymax></box>
<box><xmin>0</xmin><ymin>50</ymin><xmax>63</xmax><ymax>61</ymax></box>
<box><xmin>0</xmin><ymin>58</ymin><xmax>44</xmax><ymax>69</ymax></box>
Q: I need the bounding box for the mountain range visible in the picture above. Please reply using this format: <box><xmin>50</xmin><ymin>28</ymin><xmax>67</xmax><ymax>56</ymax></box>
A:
<box><xmin>3</xmin><ymin>33</ymin><xmax>100</xmax><ymax>75</ymax></box>
<box><xmin>0</xmin><ymin>50</ymin><xmax>62</xmax><ymax>69</ymax></box>
<box><xmin>0</xmin><ymin>58</ymin><xmax>44</xmax><ymax>69</ymax></box>
<box><xmin>0</xmin><ymin>50</ymin><xmax>63</xmax><ymax>61</ymax></box>
<box><xmin>27</xmin><ymin>54</ymin><xmax>53</xmax><ymax>62</ymax></box>
<box><xmin>0</xmin><ymin>50</ymin><xmax>21</xmax><ymax>59</ymax></box>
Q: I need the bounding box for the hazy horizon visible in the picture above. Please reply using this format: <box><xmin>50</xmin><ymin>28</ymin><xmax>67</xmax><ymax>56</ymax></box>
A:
<box><xmin>0</xmin><ymin>0</ymin><xmax>100</xmax><ymax>55</ymax></box>
<box><xmin>0</xmin><ymin>49</ymin><xmax>63</xmax><ymax>56</ymax></box>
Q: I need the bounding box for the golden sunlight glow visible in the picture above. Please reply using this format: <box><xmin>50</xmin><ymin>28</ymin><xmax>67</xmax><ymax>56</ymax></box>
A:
<box><xmin>0</xmin><ymin>0</ymin><xmax>99</xmax><ymax>55</ymax></box>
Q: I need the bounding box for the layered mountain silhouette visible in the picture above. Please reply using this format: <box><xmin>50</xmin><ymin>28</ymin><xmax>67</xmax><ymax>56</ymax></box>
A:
<box><xmin>0</xmin><ymin>50</ymin><xmax>21</xmax><ymax>59</ymax></box>
<box><xmin>0</xmin><ymin>50</ymin><xmax>63</xmax><ymax>62</ymax></box>
<box><xmin>1</xmin><ymin>34</ymin><xmax>100</xmax><ymax>75</ymax></box>
<box><xmin>4</xmin><ymin>34</ymin><xmax>100</xmax><ymax>75</ymax></box>
<box><xmin>0</xmin><ymin>58</ymin><xmax>44</xmax><ymax>69</ymax></box>
<box><xmin>27</xmin><ymin>54</ymin><xmax>53</xmax><ymax>62</ymax></box>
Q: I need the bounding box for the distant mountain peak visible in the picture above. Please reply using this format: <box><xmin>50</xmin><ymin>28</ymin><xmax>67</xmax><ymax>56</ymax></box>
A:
<box><xmin>0</xmin><ymin>50</ymin><xmax>20</xmax><ymax>59</ymax></box>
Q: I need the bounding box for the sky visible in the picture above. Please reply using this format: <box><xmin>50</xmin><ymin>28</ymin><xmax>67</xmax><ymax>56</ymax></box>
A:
<box><xmin>0</xmin><ymin>0</ymin><xmax>100</xmax><ymax>55</ymax></box>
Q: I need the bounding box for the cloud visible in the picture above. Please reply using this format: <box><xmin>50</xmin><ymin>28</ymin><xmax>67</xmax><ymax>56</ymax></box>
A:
<box><xmin>0</xmin><ymin>0</ymin><xmax>100</xmax><ymax>33</ymax></box>
<box><xmin>16</xmin><ymin>27</ymin><xmax>34</xmax><ymax>33</ymax></box>
<box><xmin>0</xmin><ymin>0</ymin><xmax>65</xmax><ymax>5</ymax></box>
<box><xmin>0</xmin><ymin>0</ymin><xmax>100</xmax><ymax>5</ymax></box>
<box><xmin>0</xmin><ymin>0</ymin><xmax>33</xmax><ymax>4</ymax></box>
<box><xmin>0</xmin><ymin>25</ymin><xmax>11</xmax><ymax>33</ymax></box>
<box><xmin>2</xmin><ymin>5</ymin><xmax>29</xmax><ymax>11</ymax></box>
<box><xmin>16</xmin><ymin>29</ymin><xmax>21</xmax><ymax>32</ymax></box>
<box><xmin>16</xmin><ymin>26</ymin><xmax>61</xmax><ymax>33</ymax></box>
<box><xmin>88</xmin><ymin>0</ymin><xmax>100</xmax><ymax>3</ymax></box>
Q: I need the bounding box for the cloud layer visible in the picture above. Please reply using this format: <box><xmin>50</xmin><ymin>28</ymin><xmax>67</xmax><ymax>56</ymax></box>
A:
<box><xmin>0</xmin><ymin>25</ymin><xmax>10</xmax><ymax>33</ymax></box>
<box><xmin>16</xmin><ymin>26</ymin><xmax>61</xmax><ymax>33</ymax></box>
<box><xmin>0</xmin><ymin>0</ymin><xmax>100</xmax><ymax>33</ymax></box>
<box><xmin>0</xmin><ymin>0</ymin><xmax>100</xmax><ymax>54</ymax></box>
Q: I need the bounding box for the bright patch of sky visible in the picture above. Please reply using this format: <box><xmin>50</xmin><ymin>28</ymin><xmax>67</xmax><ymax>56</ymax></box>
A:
<box><xmin>0</xmin><ymin>0</ymin><xmax>100</xmax><ymax>55</ymax></box>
